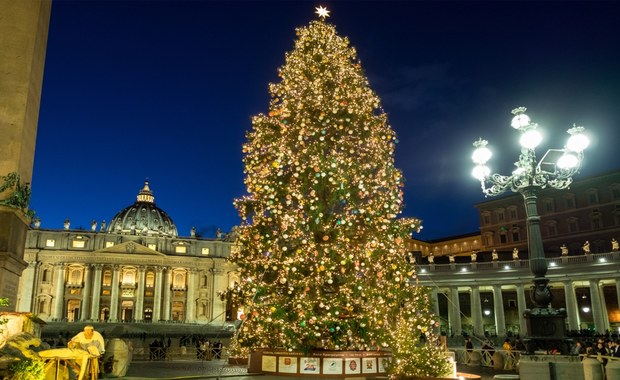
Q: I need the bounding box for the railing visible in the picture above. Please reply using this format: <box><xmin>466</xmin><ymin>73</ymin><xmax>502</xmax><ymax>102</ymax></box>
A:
<box><xmin>131</xmin><ymin>346</ymin><xmax>227</xmax><ymax>361</ymax></box>
<box><xmin>419</xmin><ymin>251</ymin><xmax>620</xmax><ymax>274</ymax></box>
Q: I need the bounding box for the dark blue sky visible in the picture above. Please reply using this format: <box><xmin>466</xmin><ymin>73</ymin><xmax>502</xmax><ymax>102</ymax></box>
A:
<box><xmin>31</xmin><ymin>1</ymin><xmax>620</xmax><ymax>240</ymax></box>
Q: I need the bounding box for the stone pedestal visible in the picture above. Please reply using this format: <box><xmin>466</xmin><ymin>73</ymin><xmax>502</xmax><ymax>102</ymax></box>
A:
<box><xmin>518</xmin><ymin>354</ymin><xmax>583</xmax><ymax>380</ymax></box>
<box><xmin>0</xmin><ymin>207</ymin><xmax>29</xmax><ymax>309</ymax></box>
<box><xmin>524</xmin><ymin>307</ymin><xmax>571</xmax><ymax>354</ymax></box>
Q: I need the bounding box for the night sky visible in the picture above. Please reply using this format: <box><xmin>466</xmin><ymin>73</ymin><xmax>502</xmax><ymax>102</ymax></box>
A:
<box><xmin>31</xmin><ymin>1</ymin><xmax>620</xmax><ymax>240</ymax></box>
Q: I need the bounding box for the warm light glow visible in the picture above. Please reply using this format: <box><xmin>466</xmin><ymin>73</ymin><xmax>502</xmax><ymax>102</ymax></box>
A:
<box><xmin>483</xmin><ymin>310</ymin><xmax>491</xmax><ymax>316</ymax></box>
<box><xmin>557</xmin><ymin>153</ymin><xmax>579</xmax><ymax>169</ymax></box>
<box><xmin>472</xmin><ymin>165</ymin><xmax>490</xmax><ymax>181</ymax></box>
<box><xmin>229</xmin><ymin>16</ymin><xmax>450</xmax><ymax>377</ymax></box>
<box><xmin>519</xmin><ymin>128</ymin><xmax>542</xmax><ymax>149</ymax></box>
<box><xmin>582</xmin><ymin>306</ymin><xmax>590</xmax><ymax>313</ymax></box>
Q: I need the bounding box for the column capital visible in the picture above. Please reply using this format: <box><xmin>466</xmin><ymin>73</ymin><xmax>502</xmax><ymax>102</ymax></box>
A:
<box><xmin>27</xmin><ymin>261</ymin><xmax>39</xmax><ymax>268</ymax></box>
<box><xmin>137</xmin><ymin>265</ymin><xmax>147</xmax><ymax>272</ymax></box>
<box><xmin>93</xmin><ymin>263</ymin><xmax>104</xmax><ymax>270</ymax></box>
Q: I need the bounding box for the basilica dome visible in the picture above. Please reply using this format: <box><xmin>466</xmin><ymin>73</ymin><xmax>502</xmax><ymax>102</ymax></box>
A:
<box><xmin>107</xmin><ymin>181</ymin><xmax>178</xmax><ymax>237</ymax></box>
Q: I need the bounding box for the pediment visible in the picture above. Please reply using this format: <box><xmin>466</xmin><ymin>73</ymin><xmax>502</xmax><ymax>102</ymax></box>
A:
<box><xmin>94</xmin><ymin>241</ymin><xmax>165</xmax><ymax>256</ymax></box>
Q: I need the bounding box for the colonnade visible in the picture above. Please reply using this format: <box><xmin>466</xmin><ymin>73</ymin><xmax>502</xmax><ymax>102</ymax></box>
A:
<box><xmin>18</xmin><ymin>262</ymin><xmax>228</xmax><ymax>323</ymax></box>
<box><xmin>431</xmin><ymin>278</ymin><xmax>620</xmax><ymax>337</ymax></box>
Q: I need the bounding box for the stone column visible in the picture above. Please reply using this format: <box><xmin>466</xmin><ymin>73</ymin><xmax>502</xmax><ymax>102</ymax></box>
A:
<box><xmin>108</xmin><ymin>265</ymin><xmax>120</xmax><ymax>322</ymax></box>
<box><xmin>135</xmin><ymin>266</ymin><xmax>146</xmax><ymax>321</ymax></box>
<box><xmin>492</xmin><ymin>285</ymin><xmax>506</xmax><ymax>336</ymax></box>
<box><xmin>431</xmin><ymin>287</ymin><xmax>441</xmax><ymax>318</ymax></box>
<box><xmin>211</xmin><ymin>268</ymin><xmax>226</xmax><ymax>322</ymax></box>
<box><xmin>52</xmin><ymin>263</ymin><xmax>66</xmax><ymax>320</ymax></box>
<box><xmin>185</xmin><ymin>269</ymin><xmax>196</xmax><ymax>322</ymax></box>
<box><xmin>516</xmin><ymin>283</ymin><xmax>528</xmax><ymax>336</ymax></box>
<box><xmin>600</xmin><ymin>282</ymin><xmax>610</xmax><ymax>329</ymax></box>
<box><xmin>90</xmin><ymin>264</ymin><xmax>103</xmax><ymax>320</ymax></box>
<box><xmin>80</xmin><ymin>265</ymin><xmax>92</xmax><ymax>321</ymax></box>
<box><xmin>563</xmin><ymin>280</ymin><xmax>580</xmax><ymax>332</ymax></box>
<box><xmin>152</xmin><ymin>267</ymin><xmax>163</xmax><ymax>322</ymax></box>
<box><xmin>0</xmin><ymin>0</ymin><xmax>51</xmax><ymax>306</ymax></box>
<box><xmin>589</xmin><ymin>279</ymin><xmax>606</xmax><ymax>333</ymax></box>
<box><xmin>16</xmin><ymin>261</ymin><xmax>37</xmax><ymax>312</ymax></box>
<box><xmin>448</xmin><ymin>286</ymin><xmax>462</xmax><ymax>336</ymax></box>
<box><xmin>162</xmin><ymin>267</ymin><xmax>172</xmax><ymax>321</ymax></box>
<box><xmin>471</xmin><ymin>286</ymin><xmax>484</xmax><ymax>337</ymax></box>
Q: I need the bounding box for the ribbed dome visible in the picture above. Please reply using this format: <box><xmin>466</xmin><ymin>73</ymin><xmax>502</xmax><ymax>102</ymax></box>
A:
<box><xmin>107</xmin><ymin>181</ymin><xmax>178</xmax><ymax>237</ymax></box>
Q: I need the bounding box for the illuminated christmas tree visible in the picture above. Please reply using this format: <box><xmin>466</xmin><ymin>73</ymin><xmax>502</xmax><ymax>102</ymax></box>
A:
<box><xmin>231</xmin><ymin>7</ymin><xmax>450</xmax><ymax>376</ymax></box>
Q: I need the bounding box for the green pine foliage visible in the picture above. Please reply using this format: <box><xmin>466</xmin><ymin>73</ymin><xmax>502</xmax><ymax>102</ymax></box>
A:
<box><xmin>231</xmin><ymin>10</ymin><xmax>451</xmax><ymax>377</ymax></box>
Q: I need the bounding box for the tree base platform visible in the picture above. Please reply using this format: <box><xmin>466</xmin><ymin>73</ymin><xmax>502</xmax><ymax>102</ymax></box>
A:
<box><xmin>248</xmin><ymin>348</ymin><xmax>391</xmax><ymax>378</ymax></box>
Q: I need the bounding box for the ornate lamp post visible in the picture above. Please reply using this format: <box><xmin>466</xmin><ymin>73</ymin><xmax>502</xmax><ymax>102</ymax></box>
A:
<box><xmin>471</xmin><ymin>107</ymin><xmax>589</xmax><ymax>352</ymax></box>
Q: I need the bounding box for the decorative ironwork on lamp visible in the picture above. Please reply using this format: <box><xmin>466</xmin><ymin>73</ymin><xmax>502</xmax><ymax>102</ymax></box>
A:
<box><xmin>470</xmin><ymin>106</ymin><xmax>589</xmax><ymax>352</ymax></box>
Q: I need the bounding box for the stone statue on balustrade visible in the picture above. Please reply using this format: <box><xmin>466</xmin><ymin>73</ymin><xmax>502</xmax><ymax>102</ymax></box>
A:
<box><xmin>561</xmin><ymin>244</ymin><xmax>568</xmax><ymax>256</ymax></box>
<box><xmin>582</xmin><ymin>241</ymin><xmax>591</xmax><ymax>254</ymax></box>
<box><xmin>471</xmin><ymin>252</ymin><xmax>477</xmax><ymax>262</ymax></box>
<box><xmin>491</xmin><ymin>249</ymin><xmax>498</xmax><ymax>261</ymax></box>
<box><xmin>512</xmin><ymin>247</ymin><xmax>519</xmax><ymax>260</ymax></box>
<box><xmin>427</xmin><ymin>254</ymin><xmax>434</xmax><ymax>264</ymax></box>
<box><xmin>612</xmin><ymin>238</ymin><xmax>619</xmax><ymax>252</ymax></box>
<box><xmin>449</xmin><ymin>255</ymin><xmax>455</xmax><ymax>263</ymax></box>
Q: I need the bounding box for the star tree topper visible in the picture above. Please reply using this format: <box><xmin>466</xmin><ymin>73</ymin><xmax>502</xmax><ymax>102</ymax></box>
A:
<box><xmin>315</xmin><ymin>6</ymin><xmax>330</xmax><ymax>19</ymax></box>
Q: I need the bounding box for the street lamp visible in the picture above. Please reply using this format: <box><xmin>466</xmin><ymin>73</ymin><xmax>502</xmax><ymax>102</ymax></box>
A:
<box><xmin>471</xmin><ymin>106</ymin><xmax>589</xmax><ymax>353</ymax></box>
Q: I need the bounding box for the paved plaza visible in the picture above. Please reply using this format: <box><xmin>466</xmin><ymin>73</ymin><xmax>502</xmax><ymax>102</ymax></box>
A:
<box><xmin>123</xmin><ymin>359</ymin><xmax>516</xmax><ymax>380</ymax></box>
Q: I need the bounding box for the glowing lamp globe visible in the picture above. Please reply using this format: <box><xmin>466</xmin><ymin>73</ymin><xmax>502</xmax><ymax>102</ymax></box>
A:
<box><xmin>566</xmin><ymin>129</ymin><xmax>590</xmax><ymax>152</ymax></box>
<box><xmin>472</xmin><ymin>165</ymin><xmax>490</xmax><ymax>181</ymax></box>
<box><xmin>557</xmin><ymin>153</ymin><xmax>579</xmax><ymax>169</ymax></box>
<box><xmin>511</xmin><ymin>113</ymin><xmax>531</xmax><ymax>129</ymax></box>
<box><xmin>472</xmin><ymin>145</ymin><xmax>492</xmax><ymax>164</ymax></box>
<box><xmin>519</xmin><ymin>129</ymin><xmax>542</xmax><ymax>149</ymax></box>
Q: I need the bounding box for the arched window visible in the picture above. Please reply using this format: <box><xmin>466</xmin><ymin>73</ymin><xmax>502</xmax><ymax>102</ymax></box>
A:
<box><xmin>70</xmin><ymin>269</ymin><xmax>81</xmax><ymax>285</ymax></box>
<box><xmin>103</xmin><ymin>270</ymin><xmax>112</xmax><ymax>286</ymax></box>
<box><xmin>146</xmin><ymin>272</ymin><xmax>155</xmax><ymax>288</ymax></box>
<box><xmin>174</xmin><ymin>273</ymin><xmax>184</xmax><ymax>288</ymax></box>
<box><xmin>123</xmin><ymin>270</ymin><xmax>135</xmax><ymax>285</ymax></box>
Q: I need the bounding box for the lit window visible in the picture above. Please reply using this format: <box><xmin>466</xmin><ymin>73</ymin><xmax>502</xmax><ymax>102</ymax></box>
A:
<box><xmin>105</xmin><ymin>241</ymin><xmax>114</xmax><ymax>248</ymax></box>
<box><xmin>147</xmin><ymin>243</ymin><xmax>156</xmax><ymax>250</ymax></box>
<box><xmin>175</xmin><ymin>246</ymin><xmax>187</xmax><ymax>254</ymax></box>
<box><xmin>72</xmin><ymin>240</ymin><xmax>85</xmax><ymax>248</ymax></box>
<box><xmin>45</xmin><ymin>239</ymin><xmax>55</xmax><ymax>247</ymax></box>
<box><xmin>201</xmin><ymin>247</ymin><xmax>210</xmax><ymax>255</ymax></box>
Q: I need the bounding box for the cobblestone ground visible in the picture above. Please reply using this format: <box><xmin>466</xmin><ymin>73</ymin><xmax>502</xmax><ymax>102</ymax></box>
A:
<box><xmin>123</xmin><ymin>360</ymin><xmax>518</xmax><ymax>379</ymax></box>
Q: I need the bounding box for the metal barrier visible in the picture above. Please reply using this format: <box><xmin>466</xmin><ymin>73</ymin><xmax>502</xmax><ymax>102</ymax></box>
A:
<box><xmin>450</xmin><ymin>347</ymin><xmax>521</xmax><ymax>370</ymax></box>
<box><xmin>132</xmin><ymin>346</ymin><xmax>228</xmax><ymax>361</ymax></box>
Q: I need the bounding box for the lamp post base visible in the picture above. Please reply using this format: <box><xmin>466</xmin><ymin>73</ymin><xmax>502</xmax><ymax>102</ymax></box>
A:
<box><xmin>524</xmin><ymin>307</ymin><xmax>571</xmax><ymax>354</ymax></box>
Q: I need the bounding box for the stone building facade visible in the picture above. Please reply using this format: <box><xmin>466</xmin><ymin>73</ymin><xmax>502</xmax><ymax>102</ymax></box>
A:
<box><xmin>16</xmin><ymin>182</ymin><xmax>238</xmax><ymax>325</ymax></box>
<box><xmin>412</xmin><ymin>170</ymin><xmax>620</xmax><ymax>337</ymax></box>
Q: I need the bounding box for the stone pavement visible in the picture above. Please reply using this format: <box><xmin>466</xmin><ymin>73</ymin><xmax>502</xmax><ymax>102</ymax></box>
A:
<box><xmin>122</xmin><ymin>359</ymin><xmax>518</xmax><ymax>380</ymax></box>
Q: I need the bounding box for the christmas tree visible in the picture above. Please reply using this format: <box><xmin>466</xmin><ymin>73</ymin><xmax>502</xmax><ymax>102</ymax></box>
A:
<box><xmin>231</xmin><ymin>7</ymin><xmax>450</xmax><ymax>376</ymax></box>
